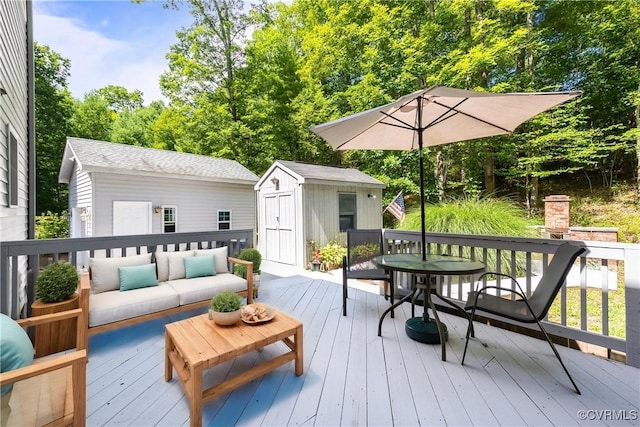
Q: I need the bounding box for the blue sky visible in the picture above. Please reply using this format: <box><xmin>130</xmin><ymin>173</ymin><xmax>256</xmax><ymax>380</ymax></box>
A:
<box><xmin>33</xmin><ymin>0</ymin><xmax>193</xmax><ymax>104</ymax></box>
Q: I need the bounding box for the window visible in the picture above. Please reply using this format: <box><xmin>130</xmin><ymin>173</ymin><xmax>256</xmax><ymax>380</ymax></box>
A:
<box><xmin>217</xmin><ymin>210</ymin><xmax>231</xmax><ymax>230</ymax></box>
<box><xmin>8</xmin><ymin>131</ymin><xmax>18</xmax><ymax>207</ymax></box>
<box><xmin>339</xmin><ymin>193</ymin><xmax>356</xmax><ymax>232</ymax></box>
<box><xmin>162</xmin><ymin>206</ymin><xmax>177</xmax><ymax>233</ymax></box>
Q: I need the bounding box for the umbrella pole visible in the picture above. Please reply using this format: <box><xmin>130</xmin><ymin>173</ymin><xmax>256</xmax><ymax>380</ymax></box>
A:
<box><xmin>417</xmin><ymin>96</ymin><xmax>427</xmax><ymax>261</ymax></box>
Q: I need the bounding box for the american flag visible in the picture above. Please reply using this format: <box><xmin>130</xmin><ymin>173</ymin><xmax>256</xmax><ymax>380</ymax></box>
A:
<box><xmin>385</xmin><ymin>191</ymin><xmax>405</xmax><ymax>222</ymax></box>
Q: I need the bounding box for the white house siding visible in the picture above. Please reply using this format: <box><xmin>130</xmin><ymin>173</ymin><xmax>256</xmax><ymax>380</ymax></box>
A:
<box><xmin>0</xmin><ymin>0</ymin><xmax>30</xmax><ymax>313</ymax></box>
<box><xmin>68</xmin><ymin>164</ymin><xmax>93</xmax><ymax>237</ymax></box>
<box><xmin>91</xmin><ymin>173</ymin><xmax>255</xmax><ymax>237</ymax></box>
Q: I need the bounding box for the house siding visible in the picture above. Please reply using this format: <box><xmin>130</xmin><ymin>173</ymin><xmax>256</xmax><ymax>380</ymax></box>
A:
<box><xmin>303</xmin><ymin>183</ymin><xmax>383</xmax><ymax>248</ymax></box>
<box><xmin>91</xmin><ymin>173</ymin><xmax>255</xmax><ymax>237</ymax></box>
<box><xmin>0</xmin><ymin>0</ymin><xmax>30</xmax><ymax>314</ymax></box>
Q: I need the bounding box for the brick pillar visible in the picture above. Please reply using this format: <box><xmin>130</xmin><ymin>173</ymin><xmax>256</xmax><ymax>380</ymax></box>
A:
<box><xmin>544</xmin><ymin>195</ymin><xmax>571</xmax><ymax>233</ymax></box>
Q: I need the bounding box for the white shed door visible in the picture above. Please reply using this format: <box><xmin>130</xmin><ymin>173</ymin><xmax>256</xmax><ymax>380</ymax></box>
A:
<box><xmin>264</xmin><ymin>192</ymin><xmax>295</xmax><ymax>265</ymax></box>
<box><xmin>113</xmin><ymin>201</ymin><xmax>152</xmax><ymax>236</ymax></box>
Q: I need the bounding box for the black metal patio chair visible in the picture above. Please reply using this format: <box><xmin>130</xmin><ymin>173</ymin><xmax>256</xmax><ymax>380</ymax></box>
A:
<box><xmin>342</xmin><ymin>229</ymin><xmax>392</xmax><ymax>316</ymax></box>
<box><xmin>462</xmin><ymin>242</ymin><xmax>586</xmax><ymax>394</ymax></box>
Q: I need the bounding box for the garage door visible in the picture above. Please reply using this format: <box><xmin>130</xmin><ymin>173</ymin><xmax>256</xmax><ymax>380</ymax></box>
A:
<box><xmin>264</xmin><ymin>192</ymin><xmax>295</xmax><ymax>265</ymax></box>
<box><xmin>113</xmin><ymin>201</ymin><xmax>152</xmax><ymax>236</ymax></box>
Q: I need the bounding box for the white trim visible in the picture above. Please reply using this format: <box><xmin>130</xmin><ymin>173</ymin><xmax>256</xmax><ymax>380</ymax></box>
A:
<box><xmin>7</xmin><ymin>123</ymin><xmax>19</xmax><ymax>207</ymax></box>
<box><xmin>217</xmin><ymin>209</ymin><xmax>232</xmax><ymax>230</ymax></box>
<box><xmin>162</xmin><ymin>205</ymin><xmax>178</xmax><ymax>233</ymax></box>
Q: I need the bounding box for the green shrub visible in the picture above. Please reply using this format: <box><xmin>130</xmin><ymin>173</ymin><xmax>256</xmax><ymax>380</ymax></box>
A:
<box><xmin>398</xmin><ymin>196</ymin><xmax>538</xmax><ymax>274</ymax></box>
<box><xmin>210</xmin><ymin>290</ymin><xmax>242</xmax><ymax>312</ymax></box>
<box><xmin>234</xmin><ymin>247</ymin><xmax>262</xmax><ymax>278</ymax></box>
<box><xmin>35</xmin><ymin>261</ymin><xmax>79</xmax><ymax>303</ymax></box>
<box><xmin>319</xmin><ymin>243</ymin><xmax>347</xmax><ymax>270</ymax></box>
<box><xmin>35</xmin><ymin>211</ymin><xmax>69</xmax><ymax>239</ymax></box>
<box><xmin>349</xmin><ymin>242</ymin><xmax>380</xmax><ymax>264</ymax></box>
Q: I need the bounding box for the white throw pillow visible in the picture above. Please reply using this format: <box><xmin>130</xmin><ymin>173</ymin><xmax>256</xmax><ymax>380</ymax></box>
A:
<box><xmin>195</xmin><ymin>246</ymin><xmax>229</xmax><ymax>273</ymax></box>
<box><xmin>167</xmin><ymin>251</ymin><xmax>195</xmax><ymax>280</ymax></box>
<box><xmin>90</xmin><ymin>253</ymin><xmax>152</xmax><ymax>294</ymax></box>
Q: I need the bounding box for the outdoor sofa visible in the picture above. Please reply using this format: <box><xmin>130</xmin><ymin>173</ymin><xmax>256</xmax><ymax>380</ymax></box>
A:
<box><xmin>79</xmin><ymin>246</ymin><xmax>253</xmax><ymax>344</ymax></box>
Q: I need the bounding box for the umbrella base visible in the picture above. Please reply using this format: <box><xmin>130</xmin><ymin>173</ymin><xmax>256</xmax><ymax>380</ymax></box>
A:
<box><xmin>405</xmin><ymin>317</ymin><xmax>448</xmax><ymax>344</ymax></box>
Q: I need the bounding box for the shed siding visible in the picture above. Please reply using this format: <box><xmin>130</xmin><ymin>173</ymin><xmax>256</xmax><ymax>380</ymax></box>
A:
<box><xmin>304</xmin><ymin>183</ymin><xmax>383</xmax><ymax>248</ymax></box>
<box><xmin>91</xmin><ymin>173</ymin><xmax>255</xmax><ymax>237</ymax></box>
<box><xmin>69</xmin><ymin>164</ymin><xmax>92</xmax><ymax>208</ymax></box>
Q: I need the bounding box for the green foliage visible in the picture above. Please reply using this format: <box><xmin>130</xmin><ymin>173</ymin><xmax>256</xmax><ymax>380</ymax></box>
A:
<box><xmin>318</xmin><ymin>243</ymin><xmax>347</xmax><ymax>271</ymax></box>
<box><xmin>34</xmin><ymin>43</ymin><xmax>74</xmax><ymax>214</ymax></box>
<box><xmin>209</xmin><ymin>290</ymin><xmax>243</xmax><ymax>312</ymax></box>
<box><xmin>35</xmin><ymin>211</ymin><xmax>69</xmax><ymax>239</ymax></box>
<box><xmin>399</xmin><ymin>196</ymin><xmax>538</xmax><ymax>273</ymax></box>
<box><xmin>35</xmin><ymin>262</ymin><xmax>79</xmax><ymax>303</ymax></box>
<box><xmin>234</xmin><ymin>247</ymin><xmax>262</xmax><ymax>278</ymax></box>
<box><xmin>349</xmin><ymin>243</ymin><xmax>380</xmax><ymax>265</ymax></box>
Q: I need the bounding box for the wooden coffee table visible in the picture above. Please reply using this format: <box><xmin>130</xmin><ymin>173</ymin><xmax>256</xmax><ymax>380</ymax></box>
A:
<box><xmin>164</xmin><ymin>310</ymin><xmax>303</xmax><ymax>427</ymax></box>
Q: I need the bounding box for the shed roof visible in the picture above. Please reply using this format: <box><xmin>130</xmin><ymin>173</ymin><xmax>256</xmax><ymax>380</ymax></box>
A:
<box><xmin>59</xmin><ymin>138</ymin><xmax>259</xmax><ymax>185</ymax></box>
<box><xmin>256</xmin><ymin>160</ymin><xmax>384</xmax><ymax>188</ymax></box>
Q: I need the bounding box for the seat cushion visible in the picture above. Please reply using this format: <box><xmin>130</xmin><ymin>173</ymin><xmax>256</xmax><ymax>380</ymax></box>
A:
<box><xmin>88</xmin><ymin>283</ymin><xmax>179</xmax><ymax>327</ymax></box>
<box><xmin>0</xmin><ymin>314</ymin><xmax>35</xmax><ymax>396</ymax></box>
<box><xmin>165</xmin><ymin>273</ymin><xmax>247</xmax><ymax>305</ymax></box>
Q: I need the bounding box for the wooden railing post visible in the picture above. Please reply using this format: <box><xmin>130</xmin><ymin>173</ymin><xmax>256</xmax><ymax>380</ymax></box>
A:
<box><xmin>624</xmin><ymin>246</ymin><xmax>640</xmax><ymax>367</ymax></box>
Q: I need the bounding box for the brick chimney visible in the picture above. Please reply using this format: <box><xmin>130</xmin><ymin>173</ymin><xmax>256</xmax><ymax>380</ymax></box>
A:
<box><xmin>544</xmin><ymin>195</ymin><xmax>571</xmax><ymax>233</ymax></box>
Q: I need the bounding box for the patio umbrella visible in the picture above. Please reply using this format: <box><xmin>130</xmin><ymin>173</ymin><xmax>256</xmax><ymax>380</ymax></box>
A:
<box><xmin>310</xmin><ymin>85</ymin><xmax>580</xmax><ymax>260</ymax></box>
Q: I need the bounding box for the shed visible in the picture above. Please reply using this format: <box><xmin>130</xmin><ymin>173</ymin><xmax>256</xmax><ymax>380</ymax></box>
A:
<box><xmin>59</xmin><ymin>138</ymin><xmax>259</xmax><ymax>239</ymax></box>
<box><xmin>255</xmin><ymin>160</ymin><xmax>385</xmax><ymax>269</ymax></box>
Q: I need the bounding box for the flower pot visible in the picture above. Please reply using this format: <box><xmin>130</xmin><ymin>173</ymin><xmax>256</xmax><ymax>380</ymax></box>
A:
<box><xmin>311</xmin><ymin>261</ymin><xmax>321</xmax><ymax>272</ymax></box>
<box><xmin>253</xmin><ymin>273</ymin><xmax>261</xmax><ymax>299</ymax></box>
<box><xmin>208</xmin><ymin>308</ymin><xmax>241</xmax><ymax>326</ymax></box>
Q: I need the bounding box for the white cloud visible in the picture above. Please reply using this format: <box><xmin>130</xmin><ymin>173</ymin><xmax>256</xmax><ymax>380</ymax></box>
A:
<box><xmin>33</xmin><ymin>9</ymin><xmax>175</xmax><ymax>104</ymax></box>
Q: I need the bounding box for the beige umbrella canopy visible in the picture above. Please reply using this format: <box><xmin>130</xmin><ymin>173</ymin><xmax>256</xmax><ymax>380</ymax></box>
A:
<box><xmin>310</xmin><ymin>85</ymin><xmax>580</xmax><ymax>258</ymax></box>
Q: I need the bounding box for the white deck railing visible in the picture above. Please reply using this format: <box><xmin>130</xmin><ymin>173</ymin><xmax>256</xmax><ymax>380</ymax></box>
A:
<box><xmin>382</xmin><ymin>229</ymin><xmax>640</xmax><ymax>367</ymax></box>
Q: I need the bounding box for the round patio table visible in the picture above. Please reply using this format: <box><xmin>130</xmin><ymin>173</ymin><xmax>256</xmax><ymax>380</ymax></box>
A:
<box><xmin>373</xmin><ymin>253</ymin><xmax>485</xmax><ymax>361</ymax></box>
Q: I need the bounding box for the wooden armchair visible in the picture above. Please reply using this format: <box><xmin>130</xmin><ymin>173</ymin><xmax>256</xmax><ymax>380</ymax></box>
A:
<box><xmin>0</xmin><ymin>306</ymin><xmax>87</xmax><ymax>426</ymax></box>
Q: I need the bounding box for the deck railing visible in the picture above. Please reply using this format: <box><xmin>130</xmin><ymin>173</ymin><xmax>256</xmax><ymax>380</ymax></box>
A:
<box><xmin>382</xmin><ymin>230</ymin><xmax>640</xmax><ymax>367</ymax></box>
<box><xmin>0</xmin><ymin>229</ymin><xmax>253</xmax><ymax>320</ymax></box>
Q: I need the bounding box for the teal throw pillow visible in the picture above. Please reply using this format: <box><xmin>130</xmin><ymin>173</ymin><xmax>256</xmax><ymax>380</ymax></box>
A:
<box><xmin>119</xmin><ymin>263</ymin><xmax>158</xmax><ymax>291</ymax></box>
<box><xmin>0</xmin><ymin>313</ymin><xmax>35</xmax><ymax>396</ymax></box>
<box><xmin>184</xmin><ymin>255</ymin><xmax>216</xmax><ymax>279</ymax></box>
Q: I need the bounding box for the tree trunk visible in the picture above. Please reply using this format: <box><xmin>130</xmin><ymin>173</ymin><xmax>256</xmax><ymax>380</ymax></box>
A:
<box><xmin>636</xmin><ymin>82</ymin><xmax>640</xmax><ymax>198</ymax></box>
<box><xmin>484</xmin><ymin>148</ymin><xmax>495</xmax><ymax>195</ymax></box>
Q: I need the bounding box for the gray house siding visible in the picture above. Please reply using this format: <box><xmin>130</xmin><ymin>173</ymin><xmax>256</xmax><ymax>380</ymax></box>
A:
<box><xmin>91</xmin><ymin>173</ymin><xmax>255</xmax><ymax>237</ymax></box>
<box><xmin>0</xmin><ymin>0</ymin><xmax>33</xmax><ymax>316</ymax></box>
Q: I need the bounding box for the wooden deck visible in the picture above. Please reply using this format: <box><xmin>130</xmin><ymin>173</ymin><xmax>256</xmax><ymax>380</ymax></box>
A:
<box><xmin>86</xmin><ymin>273</ymin><xmax>639</xmax><ymax>426</ymax></box>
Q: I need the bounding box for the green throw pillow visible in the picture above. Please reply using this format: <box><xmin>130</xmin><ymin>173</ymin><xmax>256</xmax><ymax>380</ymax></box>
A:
<box><xmin>184</xmin><ymin>255</ymin><xmax>216</xmax><ymax>279</ymax></box>
<box><xmin>0</xmin><ymin>313</ymin><xmax>34</xmax><ymax>396</ymax></box>
<box><xmin>119</xmin><ymin>263</ymin><xmax>158</xmax><ymax>291</ymax></box>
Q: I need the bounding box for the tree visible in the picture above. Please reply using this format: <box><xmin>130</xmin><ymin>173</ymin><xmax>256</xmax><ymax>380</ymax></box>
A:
<box><xmin>111</xmin><ymin>101</ymin><xmax>165</xmax><ymax>146</ymax></box>
<box><xmin>72</xmin><ymin>93</ymin><xmax>113</xmax><ymax>141</ymax></box>
<box><xmin>34</xmin><ymin>43</ymin><xmax>74</xmax><ymax>214</ymax></box>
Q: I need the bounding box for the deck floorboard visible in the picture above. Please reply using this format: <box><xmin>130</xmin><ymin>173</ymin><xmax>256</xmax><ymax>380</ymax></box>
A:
<box><xmin>85</xmin><ymin>274</ymin><xmax>640</xmax><ymax>426</ymax></box>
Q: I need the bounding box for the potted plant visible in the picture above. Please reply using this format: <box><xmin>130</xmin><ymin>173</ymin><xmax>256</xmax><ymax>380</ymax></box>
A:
<box><xmin>208</xmin><ymin>290</ymin><xmax>243</xmax><ymax>325</ymax></box>
<box><xmin>235</xmin><ymin>248</ymin><xmax>262</xmax><ymax>299</ymax></box>
<box><xmin>310</xmin><ymin>249</ymin><xmax>322</xmax><ymax>272</ymax></box>
<box><xmin>35</xmin><ymin>261</ymin><xmax>79</xmax><ymax>303</ymax></box>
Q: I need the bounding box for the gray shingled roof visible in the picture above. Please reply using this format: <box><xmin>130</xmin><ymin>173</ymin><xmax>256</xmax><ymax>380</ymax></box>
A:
<box><xmin>277</xmin><ymin>160</ymin><xmax>384</xmax><ymax>186</ymax></box>
<box><xmin>65</xmin><ymin>138</ymin><xmax>259</xmax><ymax>183</ymax></box>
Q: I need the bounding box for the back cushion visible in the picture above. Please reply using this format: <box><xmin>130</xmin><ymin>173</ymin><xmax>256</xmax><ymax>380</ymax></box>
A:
<box><xmin>0</xmin><ymin>313</ymin><xmax>34</xmax><ymax>396</ymax></box>
<box><xmin>195</xmin><ymin>246</ymin><xmax>229</xmax><ymax>273</ymax></box>
<box><xmin>90</xmin><ymin>253</ymin><xmax>152</xmax><ymax>294</ymax></box>
<box><xmin>167</xmin><ymin>250</ymin><xmax>195</xmax><ymax>280</ymax></box>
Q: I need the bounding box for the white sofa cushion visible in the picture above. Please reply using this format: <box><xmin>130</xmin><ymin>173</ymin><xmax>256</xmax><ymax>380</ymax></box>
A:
<box><xmin>88</xmin><ymin>283</ymin><xmax>179</xmax><ymax>327</ymax></box>
<box><xmin>165</xmin><ymin>273</ymin><xmax>247</xmax><ymax>306</ymax></box>
<box><xmin>194</xmin><ymin>246</ymin><xmax>229</xmax><ymax>273</ymax></box>
<box><xmin>90</xmin><ymin>253</ymin><xmax>152</xmax><ymax>294</ymax></box>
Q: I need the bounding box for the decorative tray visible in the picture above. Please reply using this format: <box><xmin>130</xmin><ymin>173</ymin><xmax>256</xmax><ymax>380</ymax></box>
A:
<box><xmin>241</xmin><ymin>304</ymin><xmax>276</xmax><ymax>324</ymax></box>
